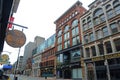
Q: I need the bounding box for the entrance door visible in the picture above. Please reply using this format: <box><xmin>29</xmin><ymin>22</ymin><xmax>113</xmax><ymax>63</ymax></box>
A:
<box><xmin>64</xmin><ymin>69</ymin><xmax>71</xmax><ymax>79</ymax></box>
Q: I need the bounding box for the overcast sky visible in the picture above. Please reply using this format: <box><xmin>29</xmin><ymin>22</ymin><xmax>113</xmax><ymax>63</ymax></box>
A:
<box><xmin>3</xmin><ymin>0</ymin><xmax>94</xmax><ymax>64</ymax></box>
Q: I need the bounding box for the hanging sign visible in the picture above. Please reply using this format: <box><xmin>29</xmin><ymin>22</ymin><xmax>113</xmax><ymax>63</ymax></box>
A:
<box><xmin>5</xmin><ymin>29</ymin><xmax>26</xmax><ymax>48</ymax></box>
<box><xmin>0</xmin><ymin>54</ymin><xmax>9</xmax><ymax>64</ymax></box>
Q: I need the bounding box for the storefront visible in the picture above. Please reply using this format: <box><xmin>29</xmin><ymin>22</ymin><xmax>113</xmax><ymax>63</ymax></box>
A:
<box><xmin>84</xmin><ymin>53</ymin><xmax>120</xmax><ymax>80</ymax></box>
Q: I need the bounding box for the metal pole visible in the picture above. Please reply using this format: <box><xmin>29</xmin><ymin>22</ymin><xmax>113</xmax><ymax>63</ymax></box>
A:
<box><xmin>13</xmin><ymin>48</ymin><xmax>21</xmax><ymax>79</ymax></box>
<box><xmin>8</xmin><ymin>21</ymin><xmax>28</xmax><ymax>29</ymax></box>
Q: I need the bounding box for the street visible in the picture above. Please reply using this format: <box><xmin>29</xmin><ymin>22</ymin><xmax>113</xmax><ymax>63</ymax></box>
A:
<box><xmin>8</xmin><ymin>74</ymin><xmax>72</xmax><ymax>80</ymax></box>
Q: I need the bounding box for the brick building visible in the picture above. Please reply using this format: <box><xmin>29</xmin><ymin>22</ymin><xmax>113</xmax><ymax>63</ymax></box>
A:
<box><xmin>54</xmin><ymin>1</ymin><xmax>86</xmax><ymax>79</ymax></box>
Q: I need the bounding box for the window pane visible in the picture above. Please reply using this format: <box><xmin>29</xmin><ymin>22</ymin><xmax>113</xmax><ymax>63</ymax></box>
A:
<box><xmin>100</xmin><ymin>14</ymin><xmax>105</xmax><ymax>22</ymax></box>
<box><xmin>102</xmin><ymin>27</ymin><xmax>109</xmax><ymax>37</ymax></box>
<box><xmin>86</xmin><ymin>48</ymin><xmax>90</xmax><ymax>57</ymax></box>
<box><xmin>114</xmin><ymin>5</ymin><xmax>120</xmax><ymax>15</ymax></box>
<box><xmin>88</xmin><ymin>21</ymin><xmax>92</xmax><ymax>28</ymax></box>
<box><xmin>94</xmin><ymin>18</ymin><xmax>100</xmax><ymax>25</ymax></box>
<box><xmin>83</xmin><ymin>24</ymin><xmax>88</xmax><ymax>31</ymax></box>
<box><xmin>72</xmin><ymin>19</ymin><xmax>78</xmax><ymax>27</ymax></box>
<box><xmin>91</xmin><ymin>46</ymin><xmax>96</xmax><ymax>56</ymax></box>
<box><xmin>96</xmin><ymin>30</ymin><xmax>102</xmax><ymax>39</ymax></box>
<box><xmin>64</xmin><ymin>25</ymin><xmax>69</xmax><ymax>32</ymax></box>
<box><xmin>107</xmin><ymin>10</ymin><xmax>114</xmax><ymax>19</ymax></box>
<box><xmin>84</xmin><ymin>35</ymin><xmax>89</xmax><ymax>43</ymax></box>
<box><xmin>105</xmin><ymin>41</ymin><xmax>112</xmax><ymax>53</ymax></box>
<box><xmin>90</xmin><ymin>33</ymin><xmax>94</xmax><ymax>41</ymax></box>
<box><xmin>110</xmin><ymin>23</ymin><xmax>118</xmax><ymax>34</ymax></box>
<box><xmin>72</xmin><ymin>37</ymin><xmax>77</xmax><ymax>46</ymax></box>
<box><xmin>98</xmin><ymin>44</ymin><xmax>104</xmax><ymax>55</ymax></box>
<box><xmin>114</xmin><ymin>38</ymin><xmax>120</xmax><ymax>52</ymax></box>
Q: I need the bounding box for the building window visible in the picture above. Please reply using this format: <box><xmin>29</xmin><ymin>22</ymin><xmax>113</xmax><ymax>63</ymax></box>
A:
<box><xmin>105</xmin><ymin>41</ymin><xmax>112</xmax><ymax>54</ymax></box>
<box><xmin>76</xmin><ymin>36</ymin><xmax>80</xmax><ymax>43</ymax></box>
<box><xmin>58</xmin><ymin>36</ymin><xmax>62</xmax><ymax>44</ymax></box>
<box><xmin>94</xmin><ymin>17</ymin><xmax>100</xmax><ymax>25</ymax></box>
<box><xmin>72</xmin><ymin>36</ymin><xmax>80</xmax><ymax>46</ymax></box>
<box><xmin>110</xmin><ymin>23</ymin><xmax>118</xmax><ymax>34</ymax></box>
<box><xmin>71</xmin><ymin>49</ymin><xmax>80</xmax><ymax>62</ymax></box>
<box><xmin>64</xmin><ymin>25</ymin><xmax>69</xmax><ymax>32</ymax></box>
<box><xmin>102</xmin><ymin>26</ymin><xmax>109</xmax><ymax>37</ymax></box>
<box><xmin>106</xmin><ymin>4</ymin><xmax>115</xmax><ymax>19</ymax></box>
<box><xmin>64</xmin><ymin>40</ymin><xmax>70</xmax><ymax>49</ymax></box>
<box><xmin>89</xmin><ymin>33</ymin><xmax>94</xmax><ymax>41</ymax></box>
<box><xmin>106</xmin><ymin>4</ymin><xmax>112</xmax><ymax>11</ymax></box>
<box><xmin>114</xmin><ymin>5</ymin><xmax>120</xmax><ymax>15</ymax></box>
<box><xmin>98</xmin><ymin>44</ymin><xmax>104</xmax><ymax>55</ymax></box>
<box><xmin>88</xmin><ymin>21</ymin><xmax>92</xmax><ymax>28</ymax></box>
<box><xmin>85</xmin><ymin>48</ymin><xmax>90</xmax><ymax>57</ymax></box>
<box><xmin>106</xmin><ymin>10</ymin><xmax>114</xmax><ymax>19</ymax></box>
<box><xmin>72</xmin><ymin>27</ymin><xmax>79</xmax><ymax>36</ymax></box>
<box><xmin>83</xmin><ymin>24</ymin><xmax>88</xmax><ymax>31</ymax></box>
<box><xmin>93</xmin><ymin>8</ymin><xmax>104</xmax><ymax>25</ymax></box>
<box><xmin>64</xmin><ymin>32</ymin><xmax>69</xmax><ymax>40</ymax></box>
<box><xmin>96</xmin><ymin>30</ymin><xmax>102</xmax><ymax>39</ymax></box>
<box><xmin>114</xmin><ymin>38</ymin><xmax>120</xmax><ymax>52</ymax></box>
<box><xmin>58</xmin><ymin>30</ymin><xmax>62</xmax><ymax>36</ymax></box>
<box><xmin>91</xmin><ymin>46</ymin><xmax>96</xmax><ymax>56</ymax></box>
<box><xmin>84</xmin><ymin>35</ymin><xmax>89</xmax><ymax>43</ymax></box>
<box><xmin>100</xmin><ymin>14</ymin><xmax>105</xmax><ymax>22</ymax></box>
<box><xmin>57</xmin><ymin>44</ymin><xmax>62</xmax><ymax>51</ymax></box>
<box><xmin>72</xmin><ymin>19</ymin><xmax>78</xmax><ymax>27</ymax></box>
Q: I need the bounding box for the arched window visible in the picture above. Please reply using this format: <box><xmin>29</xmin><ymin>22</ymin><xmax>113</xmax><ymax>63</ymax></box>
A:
<box><xmin>93</xmin><ymin>8</ymin><xmax>105</xmax><ymax>25</ymax></box>
<box><xmin>72</xmin><ymin>19</ymin><xmax>78</xmax><ymax>27</ymax></box>
<box><xmin>113</xmin><ymin>0</ymin><xmax>119</xmax><ymax>7</ymax></box>
<box><xmin>106</xmin><ymin>4</ymin><xmax>112</xmax><ymax>10</ymax></box>
<box><xmin>93</xmin><ymin>8</ymin><xmax>103</xmax><ymax>17</ymax></box>
<box><xmin>106</xmin><ymin>4</ymin><xmax>114</xmax><ymax>19</ymax></box>
<box><xmin>87</xmin><ymin>16</ymin><xmax>92</xmax><ymax>28</ymax></box>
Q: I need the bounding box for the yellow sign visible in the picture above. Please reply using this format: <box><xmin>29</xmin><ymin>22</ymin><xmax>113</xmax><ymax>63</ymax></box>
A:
<box><xmin>92</xmin><ymin>56</ymin><xmax>104</xmax><ymax>61</ymax></box>
<box><xmin>105</xmin><ymin>53</ymin><xmax>120</xmax><ymax>59</ymax></box>
<box><xmin>92</xmin><ymin>53</ymin><xmax>120</xmax><ymax>61</ymax></box>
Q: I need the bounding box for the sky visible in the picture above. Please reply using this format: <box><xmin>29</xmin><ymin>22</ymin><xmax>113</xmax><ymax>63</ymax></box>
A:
<box><xmin>3</xmin><ymin>0</ymin><xmax>94</xmax><ymax>64</ymax></box>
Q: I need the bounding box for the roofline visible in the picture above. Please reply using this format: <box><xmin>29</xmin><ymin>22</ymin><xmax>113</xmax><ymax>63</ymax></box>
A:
<box><xmin>54</xmin><ymin>1</ymin><xmax>82</xmax><ymax>24</ymax></box>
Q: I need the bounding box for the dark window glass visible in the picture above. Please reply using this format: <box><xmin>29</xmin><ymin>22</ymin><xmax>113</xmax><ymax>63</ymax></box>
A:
<box><xmin>114</xmin><ymin>38</ymin><xmax>120</xmax><ymax>52</ymax></box>
<box><xmin>86</xmin><ymin>48</ymin><xmax>90</xmax><ymax>57</ymax></box>
<box><xmin>91</xmin><ymin>46</ymin><xmax>96</xmax><ymax>56</ymax></box>
<box><xmin>108</xmin><ymin>59</ymin><xmax>116</xmax><ymax>65</ymax></box>
<box><xmin>95</xmin><ymin>61</ymin><xmax>104</xmax><ymax>66</ymax></box>
<box><xmin>116</xmin><ymin>58</ymin><xmax>120</xmax><ymax>64</ymax></box>
<box><xmin>105</xmin><ymin>41</ymin><xmax>112</xmax><ymax>53</ymax></box>
<box><xmin>98</xmin><ymin>44</ymin><xmax>104</xmax><ymax>55</ymax></box>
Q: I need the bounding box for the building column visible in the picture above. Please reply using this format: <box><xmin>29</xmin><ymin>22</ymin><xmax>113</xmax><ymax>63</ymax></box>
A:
<box><xmin>105</xmin><ymin>60</ymin><xmax>111</xmax><ymax>80</ymax></box>
<box><xmin>110</xmin><ymin>37</ymin><xmax>116</xmax><ymax>52</ymax></box>
<box><xmin>95</xmin><ymin>42</ymin><xmax>100</xmax><ymax>56</ymax></box>
<box><xmin>84</xmin><ymin>63</ymin><xmax>88</xmax><ymax>80</ymax></box>
<box><xmin>93</xmin><ymin>62</ymin><xmax>97</xmax><ymax>80</ymax></box>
